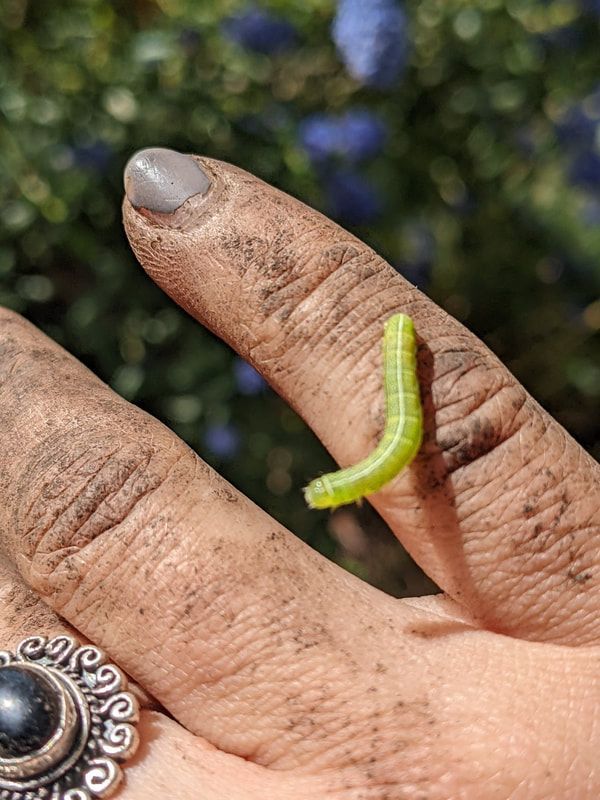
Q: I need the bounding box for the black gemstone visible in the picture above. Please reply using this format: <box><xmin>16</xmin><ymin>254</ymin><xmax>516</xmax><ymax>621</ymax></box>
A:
<box><xmin>0</xmin><ymin>666</ymin><xmax>61</xmax><ymax>757</ymax></box>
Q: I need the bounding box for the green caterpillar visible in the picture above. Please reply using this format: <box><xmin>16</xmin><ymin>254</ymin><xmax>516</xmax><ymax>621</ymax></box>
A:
<box><xmin>304</xmin><ymin>313</ymin><xmax>423</xmax><ymax>509</ymax></box>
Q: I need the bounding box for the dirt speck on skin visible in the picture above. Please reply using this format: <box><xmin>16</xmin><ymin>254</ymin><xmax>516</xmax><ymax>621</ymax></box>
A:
<box><xmin>565</xmin><ymin>531</ymin><xmax>594</xmax><ymax>588</ymax></box>
<box><xmin>525</xmin><ymin>491</ymin><xmax>571</xmax><ymax>551</ymax></box>
<box><xmin>266</xmin><ymin>529</ymin><xmax>290</xmax><ymax>547</ymax></box>
<box><xmin>214</xmin><ymin>485</ymin><xmax>238</xmax><ymax>504</ymax></box>
<box><xmin>316</xmin><ymin>697</ymin><xmax>437</xmax><ymax>798</ymax></box>
<box><xmin>567</xmin><ymin>568</ymin><xmax>593</xmax><ymax>585</ymax></box>
<box><xmin>446</xmin><ymin>416</ymin><xmax>500</xmax><ymax>471</ymax></box>
<box><xmin>523</xmin><ymin>501</ymin><xmax>537</xmax><ymax>518</ymax></box>
<box><xmin>0</xmin><ymin>580</ymin><xmax>64</xmax><ymax>641</ymax></box>
<box><xmin>553</xmin><ymin>492</ymin><xmax>569</xmax><ymax>528</ymax></box>
<box><xmin>418</xmin><ymin>460</ymin><xmax>449</xmax><ymax>494</ymax></box>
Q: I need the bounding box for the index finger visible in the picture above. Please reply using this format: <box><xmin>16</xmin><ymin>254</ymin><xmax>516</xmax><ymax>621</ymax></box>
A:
<box><xmin>122</xmin><ymin>148</ymin><xmax>600</xmax><ymax>646</ymax></box>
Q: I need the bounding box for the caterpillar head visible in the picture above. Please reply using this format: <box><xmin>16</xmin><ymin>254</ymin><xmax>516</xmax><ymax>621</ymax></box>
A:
<box><xmin>303</xmin><ymin>476</ymin><xmax>335</xmax><ymax>509</ymax></box>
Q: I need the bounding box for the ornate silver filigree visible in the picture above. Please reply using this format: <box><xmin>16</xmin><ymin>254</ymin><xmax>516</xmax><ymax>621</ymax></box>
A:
<box><xmin>0</xmin><ymin>635</ymin><xmax>139</xmax><ymax>800</ymax></box>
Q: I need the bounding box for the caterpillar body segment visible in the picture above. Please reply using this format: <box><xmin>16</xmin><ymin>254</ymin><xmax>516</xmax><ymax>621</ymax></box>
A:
<box><xmin>304</xmin><ymin>313</ymin><xmax>423</xmax><ymax>510</ymax></box>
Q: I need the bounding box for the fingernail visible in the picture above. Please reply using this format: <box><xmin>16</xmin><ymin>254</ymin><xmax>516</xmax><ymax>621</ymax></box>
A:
<box><xmin>124</xmin><ymin>147</ymin><xmax>211</xmax><ymax>213</ymax></box>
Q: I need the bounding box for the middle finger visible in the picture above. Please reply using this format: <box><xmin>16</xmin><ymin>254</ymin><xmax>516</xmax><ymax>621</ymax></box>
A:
<box><xmin>122</xmin><ymin>150</ymin><xmax>600</xmax><ymax>646</ymax></box>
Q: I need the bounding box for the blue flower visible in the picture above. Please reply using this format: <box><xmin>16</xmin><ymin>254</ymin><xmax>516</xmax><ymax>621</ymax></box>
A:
<box><xmin>338</xmin><ymin>109</ymin><xmax>387</xmax><ymax>161</ymax></box>
<box><xmin>204</xmin><ymin>423</ymin><xmax>241</xmax><ymax>459</ymax></box>
<box><xmin>332</xmin><ymin>0</ymin><xmax>409</xmax><ymax>89</ymax></box>
<box><xmin>538</xmin><ymin>23</ymin><xmax>583</xmax><ymax>49</ymax></box>
<box><xmin>581</xmin><ymin>197</ymin><xmax>600</xmax><ymax>226</ymax></box>
<box><xmin>298</xmin><ymin>114</ymin><xmax>342</xmax><ymax>164</ymax></box>
<box><xmin>556</xmin><ymin>87</ymin><xmax>600</xmax><ymax>194</ymax></box>
<box><xmin>70</xmin><ymin>140</ymin><xmax>113</xmax><ymax>171</ymax></box>
<box><xmin>299</xmin><ymin>109</ymin><xmax>386</xmax><ymax>164</ymax></box>
<box><xmin>580</xmin><ymin>0</ymin><xmax>600</xmax><ymax>15</ymax></box>
<box><xmin>568</xmin><ymin>150</ymin><xmax>600</xmax><ymax>190</ymax></box>
<box><xmin>396</xmin><ymin>221</ymin><xmax>435</xmax><ymax>290</ymax></box>
<box><xmin>398</xmin><ymin>261</ymin><xmax>431</xmax><ymax>290</ymax></box>
<box><xmin>233</xmin><ymin>358</ymin><xmax>267</xmax><ymax>395</ymax></box>
<box><xmin>325</xmin><ymin>169</ymin><xmax>383</xmax><ymax>225</ymax></box>
<box><xmin>556</xmin><ymin>106</ymin><xmax>598</xmax><ymax>150</ymax></box>
<box><xmin>223</xmin><ymin>7</ymin><xmax>297</xmax><ymax>55</ymax></box>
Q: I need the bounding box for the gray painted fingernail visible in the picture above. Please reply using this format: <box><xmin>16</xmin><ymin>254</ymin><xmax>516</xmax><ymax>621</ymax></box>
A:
<box><xmin>124</xmin><ymin>147</ymin><xmax>211</xmax><ymax>213</ymax></box>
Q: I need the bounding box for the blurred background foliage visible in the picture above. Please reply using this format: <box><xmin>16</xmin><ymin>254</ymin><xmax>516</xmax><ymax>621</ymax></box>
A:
<box><xmin>0</xmin><ymin>0</ymin><xmax>598</xmax><ymax>597</ymax></box>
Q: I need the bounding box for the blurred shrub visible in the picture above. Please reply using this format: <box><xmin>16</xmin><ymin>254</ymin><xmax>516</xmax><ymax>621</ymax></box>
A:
<box><xmin>0</xmin><ymin>0</ymin><xmax>598</xmax><ymax>594</ymax></box>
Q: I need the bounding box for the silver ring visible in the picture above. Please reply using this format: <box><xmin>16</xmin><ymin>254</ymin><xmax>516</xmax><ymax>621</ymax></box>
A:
<box><xmin>0</xmin><ymin>635</ymin><xmax>139</xmax><ymax>799</ymax></box>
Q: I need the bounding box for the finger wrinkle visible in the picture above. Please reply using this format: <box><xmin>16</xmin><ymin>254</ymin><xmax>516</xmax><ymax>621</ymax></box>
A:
<box><xmin>252</xmin><ymin>249</ymin><xmax>385</xmax><ymax>364</ymax></box>
<box><xmin>439</xmin><ymin>401</ymin><xmax>525</xmax><ymax>477</ymax></box>
<box><xmin>21</xmin><ymin>441</ymin><xmax>155</xmax><ymax>556</ymax></box>
<box><xmin>293</xmin><ymin>259</ymin><xmax>383</xmax><ymax>347</ymax></box>
<box><xmin>247</xmin><ymin>226</ymin><xmax>354</xmax><ymax>291</ymax></box>
<box><xmin>13</xmin><ymin>435</ymin><xmax>190</xmax><ymax>603</ymax></box>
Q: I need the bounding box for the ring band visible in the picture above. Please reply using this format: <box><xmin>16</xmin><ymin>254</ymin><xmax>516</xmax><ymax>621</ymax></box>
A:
<box><xmin>0</xmin><ymin>635</ymin><xmax>139</xmax><ymax>799</ymax></box>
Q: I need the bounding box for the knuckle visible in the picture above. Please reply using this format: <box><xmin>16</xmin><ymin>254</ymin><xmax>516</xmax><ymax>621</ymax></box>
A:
<box><xmin>428</xmin><ymin>336</ymin><xmax>528</xmax><ymax>474</ymax></box>
<box><xmin>252</xmin><ymin>236</ymin><xmax>396</xmax><ymax>378</ymax></box>
<box><xmin>263</xmin><ymin>240</ymin><xmax>342</xmax><ymax>321</ymax></box>
<box><xmin>253</xmin><ymin>230</ymin><xmax>385</xmax><ymax>333</ymax></box>
<box><xmin>14</xmin><ymin>431</ymin><xmax>187</xmax><ymax>602</ymax></box>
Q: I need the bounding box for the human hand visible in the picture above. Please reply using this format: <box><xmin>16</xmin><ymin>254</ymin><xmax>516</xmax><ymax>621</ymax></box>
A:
<box><xmin>0</xmin><ymin>147</ymin><xmax>597</xmax><ymax>799</ymax></box>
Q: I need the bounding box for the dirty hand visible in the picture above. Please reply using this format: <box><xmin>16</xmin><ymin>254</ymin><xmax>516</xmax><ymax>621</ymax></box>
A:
<box><xmin>0</xmin><ymin>148</ymin><xmax>598</xmax><ymax>799</ymax></box>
